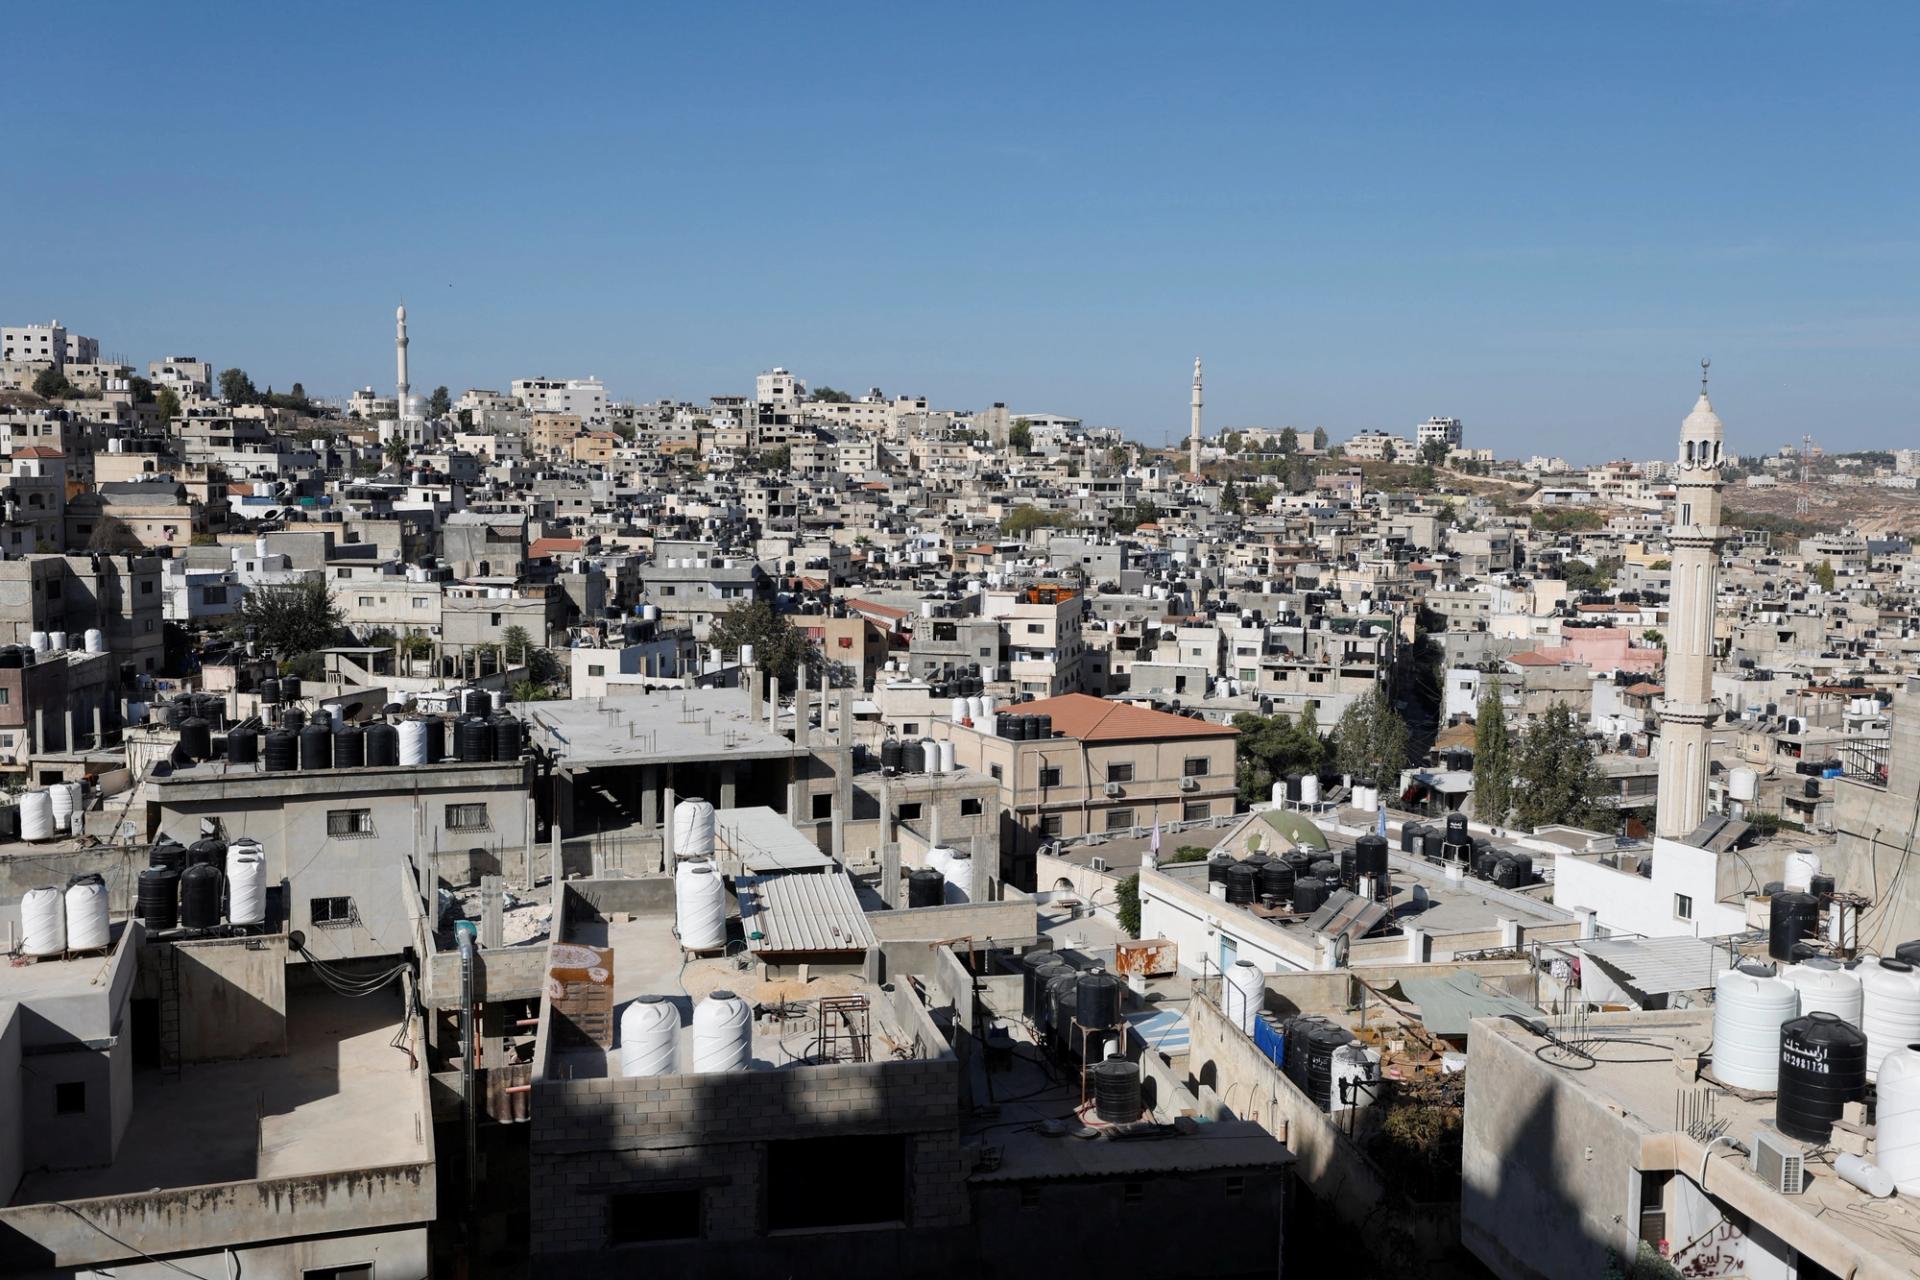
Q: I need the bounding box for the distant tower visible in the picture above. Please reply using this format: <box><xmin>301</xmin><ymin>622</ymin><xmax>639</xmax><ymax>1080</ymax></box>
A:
<box><xmin>1655</xmin><ymin>361</ymin><xmax>1728</xmax><ymax>841</ymax></box>
<box><xmin>1189</xmin><ymin>357</ymin><xmax>1203</xmax><ymax>476</ymax></box>
<box><xmin>395</xmin><ymin>305</ymin><xmax>410</xmax><ymax>419</ymax></box>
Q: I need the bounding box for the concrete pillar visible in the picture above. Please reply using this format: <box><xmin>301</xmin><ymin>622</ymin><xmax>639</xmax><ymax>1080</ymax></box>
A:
<box><xmin>794</xmin><ymin>682</ymin><xmax>811</xmax><ymax>749</ymax></box>
<box><xmin>838</xmin><ymin>687</ymin><xmax>854</xmax><ymax>748</ymax></box>
<box><xmin>882</xmin><ymin>842</ymin><xmax>901</xmax><ymax>908</ymax></box>
<box><xmin>639</xmin><ymin>765</ymin><xmax>660</xmax><ymax>826</ymax></box>
<box><xmin>748</xmin><ymin>665</ymin><xmax>764</xmax><ymax>724</ymax></box>
<box><xmin>720</xmin><ymin>762</ymin><xmax>737</xmax><ymax>810</ymax></box>
<box><xmin>92</xmin><ymin>702</ymin><xmax>104</xmax><ymax>749</ymax></box>
<box><xmin>1575</xmin><ymin>906</ymin><xmax>1597</xmax><ymax>940</ymax></box>
<box><xmin>663</xmin><ymin>785</ymin><xmax>677</xmax><ymax>865</ymax></box>
<box><xmin>480</xmin><ymin>876</ymin><xmax>505</xmax><ymax>949</ymax></box>
<box><xmin>971</xmin><ymin>832</ymin><xmax>992</xmax><ymax>904</ymax></box>
<box><xmin>1498</xmin><ymin>916</ymin><xmax>1521</xmax><ymax>948</ymax></box>
<box><xmin>33</xmin><ymin>705</ymin><xmax>44</xmax><ymax>754</ymax></box>
<box><xmin>1406</xmin><ymin>927</ymin><xmax>1428</xmax><ymax>963</ymax></box>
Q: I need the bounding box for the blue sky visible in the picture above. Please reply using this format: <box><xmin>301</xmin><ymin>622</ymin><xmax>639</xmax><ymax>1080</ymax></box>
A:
<box><xmin>10</xmin><ymin>1</ymin><xmax>1917</xmax><ymax>459</ymax></box>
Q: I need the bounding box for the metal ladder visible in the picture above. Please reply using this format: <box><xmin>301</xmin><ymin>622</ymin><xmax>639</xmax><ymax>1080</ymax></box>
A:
<box><xmin>158</xmin><ymin>944</ymin><xmax>183</xmax><ymax>1081</ymax></box>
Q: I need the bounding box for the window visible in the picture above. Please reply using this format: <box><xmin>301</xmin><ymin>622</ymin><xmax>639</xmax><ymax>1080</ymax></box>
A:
<box><xmin>1674</xmin><ymin>894</ymin><xmax>1693</xmax><ymax>921</ymax></box>
<box><xmin>311</xmin><ymin>897</ymin><xmax>355</xmax><ymax>926</ymax></box>
<box><xmin>358</xmin><ymin>596</ymin><xmax>375</xmax><ymax>606</ymax></box>
<box><xmin>767</xmin><ymin>1135</ymin><xmax>906</xmax><ymax>1230</ymax></box>
<box><xmin>1182</xmin><ymin>801</ymin><xmax>1211</xmax><ymax>822</ymax></box>
<box><xmin>989</xmin><ymin>764</ymin><xmax>1003</xmax><ymax>781</ymax></box>
<box><xmin>326</xmin><ymin>809</ymin><xmax>373</xmax><ymax>837</ymax></box>
<box><xmin>961</xmin><ymin>797</ymin><xmax>983</xmax><ymax>816</ymax></box>
<box><xmin>587</xmin><ymin>664</ymin><xmax>605</xmax><ymax>677</ymax></box>
<box><xmin>1026</xmin><ymin>623</ymin><xmax>1044</xmax><ymax>634</ymax></box>
<box><xmin>1041</xmin><ymin>814</ymin><xmax>1064</xmax><ymax>836</ymax></box>
<box><xmin>0</xmin><ymin>689</ymin><xmax>9</xmax><ymax>705</ymax></box>
<box><xmin>1107</xmin><ymin>762</ymin><xmax>1134</xmax><ymax>783</ymax></box>
<box><xmin>897</xmin><ymin>802</ymin><xmax>923</xmax><ymax>821</ymax></box>
<box><xmin>1183</xmin><ymin>756</ymin><xmax>1210</xmax><ymax>777</ymax></box>
<box><xmin>1105</xmin><ymin>808</ymin><xmax>1134</xmax><ymax>832</ymax></box>
<box><xmin>811</xmin><ymin>794</ymin><xmax>833</xmax><ymax>820</ymax></box>
<box><xmin>1038</xmin><ymin>765</ymin><xmax>1062</xmax><ymax>788</ymax></box>
<box><xmin>901</xmin><ymin>723</ymin><xmax>918</xmax><ymax>736</ymax></box>
<box><xmin>55</xmin><ymin>1081</ymin><xmax>86</xmax><ymax>1114</ymax></box>
<box><xmin>446</xmin><ymin>803</ymin><xmax>489</xmax><ymax>831</ymax></box>
<box><xmin>412</xmin><ymin>597</ymin><xmax>429</xmax><ymax>609</ymax></box>
<box><xmin>606</xmin><ymin>1188</ymin><xmax>702</xmax><ymax>1244</ymax></box>
<box><xmin>302</xmin><ymin>1267</ymin><xmax>372</xmax><ymax>1280</ymax></box>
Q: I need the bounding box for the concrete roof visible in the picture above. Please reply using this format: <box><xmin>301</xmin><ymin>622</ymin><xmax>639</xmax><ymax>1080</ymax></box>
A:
<box><xmin>1011</xmin><ymin>692</ymin><xmax>1238</xmax><ymax>742</ymax></box>
<box><xmin>528</xmin><ymin>690</ymin><xmax>800</xmax><ymax>768</ymax></box>
<box><xmin>714</xmin><ymin>806</ymin><xmax>835</xmax><ymax>873</ymax></box>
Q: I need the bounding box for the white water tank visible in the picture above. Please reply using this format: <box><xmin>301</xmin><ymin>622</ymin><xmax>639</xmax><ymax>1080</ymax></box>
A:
<box><xmin>967</xmin><ymin>696</ymin><xmax>986</xmax><ymax>723</ymax></box>
<box><xmin>1861</xmin><ymin>959</ymin><xmax>1920</xmax><ymax>1080</ymax></box>
<box><xmin>22</xmin><ymin>887</ymin><xmax>65</xmax><ymax>956</ymax></box>
<box><xmin>227</xmin><ymin>841</ymin><xmax>267</xmax><ymax>926</ymax></box>
<box><xmin>1785</xmin><ymin>962</ymin><xmax>1864</xmax><ymax>1026</ymax></box>
<box><xmin>490</xmin><ymin>690</ymin><xmax>506</xmax><ymax>712</ymax></box>
<box><xmin>64</xmin><ymin>877</ymin><xmax>110</xmax><ymax>950</ymax></box>
<box><xmin>1224</xmin><ymin>959</ymin><xmax>1265</xmax><ymax>1036</ymax></box>
<box><xmin>926</xmin><ymin>845</ymin><xmax>955</xmax><ymax>885</ymax></box>
<box><xmin>692</xmin><ymin>990</ymin><xmax>752</xmax><ymax>1073</ymax></box>
<box><xmin>619</xmin><ymin>995</ymin><xmax>680</xmax><ymax>1077</ymax></box>
<box><xmin>1270</xmin><ymin>780</ymin><xmax>1287</xmax><ymax>806</ymax></box>
<box><xmin>1711</xmin><ymin>969</ymin><xmax>1798</xmax><ymax>1090</ymax></box>
<box><xmin>49</xmin><ymin>631</ymin><xmax>66</xmax><ymax>652</ymax></box>
<box><xmin>398</xmin><ymin>718</ymin><xmax>429</xmax><ymax>765</ymax></box>
<box><xmin>28</xmin><ymin>631</ymin><xmax>48</xmax><ymax>654</ymax></box>
<box><xmin>919</xmin><ymin>737</ymin><xmax>939</xmax><ymax>773</ymax></box>
<box><xmin>1879</xmin><ymin>1045</ymin><xmax>1920</xmax><ymax>1193</ymax></box>
<box><xmin>938</xmin><ymin>739</ymin><xmax>957</xmax><ymax>774</ymax></box>
<box><xmin>672</xmin><ymin>799</ymin><xmax>717</xmax><ymax>857</ymax></box>
<box><xmin>979</xmin><ymin>693</ymin><xmax>994</xmax><ymax>722</ymax></box>
<box><xmin>1330</xmin><ymin>1042</ymin><xmax>1383</xmax><ymax>1113</ymax></box>
<box><xmin>49</xmin><ymin>783</ymin><xmax>76</xmax><ymax>833</ymax></box>
<box><xmin>84</xmin><ymin>629</ymin><xmax>105</xmax><ymax>654</ymax></box>
<box><xmin>1784</xmin><ymin>849</ymin><xmax>1821</xmax><ymax>893</ymax></box>
<box><xmin>942</xmin><ymin>848</ymin><xmax>972</xmax><ymax>904</ymax></box>
<box><xmin>19</xmin><ymin>790</ymin><xmax>54</xmax><ymax>841</ymax></box>
<box><xmin>1352</xmin><ymin>784</ymin><xmax>1377</xmax><ymax>812</ymax></box>
<box><xmin>641</xmin><ymin>604</ymin><xmax>660</xmax><ymax>622</ymax></box>
<box><xmin>674</xmin><ymin>861</ymin><xmax>727</xmax><ymax>951</ymax></box>
<box><xmin>950</xmin><ymin>697</ymin><xmax>967</xmax><ymax>724</ymax></box>
<box><xmin>1728</xmin><ymin>767</ymin><xmax>1759</xmax><ymax>803</ymax></box>
<box><xmin>1300</xmin><ymin>774</ymin><xmax>1322</xmax><ymax>805</ymax></box>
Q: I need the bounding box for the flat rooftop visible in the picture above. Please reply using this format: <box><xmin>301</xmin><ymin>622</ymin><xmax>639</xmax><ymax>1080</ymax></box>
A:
<box><xmin>548</xmin><ymin>912</ymin><xmax>914</xmax><ymax>1080</ymax></box>
<box><xmin>13</xmin><ymin>983</ymin><xmax>426</xmax><ymax>1203</ymax></box>
<box><xmin>528</xmin><ymin>691</ymin><xmax>801</xmax><ymax>767</ymax></box>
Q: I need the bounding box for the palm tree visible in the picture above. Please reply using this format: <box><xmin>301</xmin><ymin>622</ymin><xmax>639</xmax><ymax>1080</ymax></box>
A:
<box><xmin>384</xmin><ymin>437</ymin><xmax>409</xmax><ymax>470</ymax></box>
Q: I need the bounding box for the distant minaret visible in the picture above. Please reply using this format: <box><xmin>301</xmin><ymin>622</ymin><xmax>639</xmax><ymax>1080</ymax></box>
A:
<box><xmin>1655</xmin><ymin>360</ymin><xmax>1728</xmax><ymax>841</ymax></box>
<box><xmin>395</xmin><ymin>304</ymin><xmax>410</xmax><ymax>418</ymax></box>
<box><xmin>1189</xmin><ymin>356</ymin><xmax>1203</xmax><ymax>476</ymax></box>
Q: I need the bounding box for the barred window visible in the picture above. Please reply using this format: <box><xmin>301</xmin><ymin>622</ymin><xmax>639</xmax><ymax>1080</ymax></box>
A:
<box><xmin>446</xmin><ymin>803</ymin><xmax>489</xmax><ymax>832</ymax></box>
<box><xmin>326</xmin><ymin>809</ymin><xmax>373</xmax><ymax>837</ymax></box>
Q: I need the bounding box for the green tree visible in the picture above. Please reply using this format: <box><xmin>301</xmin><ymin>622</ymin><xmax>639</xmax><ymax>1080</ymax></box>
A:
<box><xmin>1220</xmin><ymin>475</ymin><xmax>1241</xmax><ymax>515</ymax></box>
<box><xmin>1279</xmin><ymin>426</ymin><xmax>1299</xmax><ymax>454</ymax></box>
<box><xmin>758</xmin><ymin>445</ymin><xmax>792</xmax><ymax>472</ymax></box>
<box><xmin>1312</xmin><ymin>426</ymin><xmax>1328</xmax><ymax>451</ymax></box>
<box><xmin>428</xmin><ymin>385</ymin><xmax>451</xmax><ymax>417</ymax></box>
<box><xmin>1115</xmin><ymin>873</ymin><xmax>1141</xmax><ymax>937</ymax></box>
<box><xmin>1472</xmin><ymin>675</ymin><xmax>1513</xmax><ymax>824</ymax></box>
<box><xmin>1563</xmin><ymin>556</ymin><xmax>1620</xmax><ymax>593</ymax></box>
<box><xmin>231</xmin><ymin>578</ymin><xmax>344</xmax><ymax>657</ymax></box>
<box><xmin>87</xmin><ymin>515</ymin><xmax>145</xmax><ymax>553</ymax></box>
<box><xmin>1510</xmin><ymin>703</ymin><xmax>1610</xmax><ymax>831</ymax></box>
<box><xmin>154</xmin><ymin>386</ymin><xmax>181</xmax><ymax>421</ymax></box>
<box><xmin>1008</xmin><ymin>418</ymin><xmax>1033</xmax><ymax>452</ymax></box>
<box><xmin>218</xmin><ymin>367</ymin><xmax>258</xmax><ymax>405</ymax></box>
<box><xmin>1409</xmin><ymin>463</ymin><xmax>1437</xmax><ymax>491</ymax></box>
<box><xmin>811</xmin><ymin>386</ymin><xmax>854</xmax><ymax>403</ymax></box>
<box><xmin>1420</xmin><ymin>439</ymin><xmax>1450</xmax><ymax>467</ymax></box>
<box><xmin>1814</xmin><ymin>560</ymin><xmax>1836</xmax><ymax>591</ymax></box>
<box><xmin>1113</xmin><ymin>499</ymin><xmax>1159</xmax><ymax>533</ymax></box>
<box><xmin>1381</xmin><ymin>440</ymin><xmax>1398</xmax><ymax>464</ymax></box>
<box><xmin>497</xmin><ymin>623</ymin><xmax>559</xmax><ymax>686</ymax></box>
<box><xmin>709</xmin><ymin>600</ymin><xmax>811</xmax><ymax>691</ymax></box>
<box><xmin>1003</xmin><ymin>505</ymin><xmax>1070</xmax><ymax>536</ymax></box>
<box><xmin>1108</xmin><ymin>445</ymin><xmax>1129</xmax><ymax>467</ymax></box>
<box><xmin>31</xmin><ymin>367</ymin><xmax>75</xmax><ymax>399</ymax></box>
<box><xmin>384</xmin><ymin>436</ymin><xmax>409</xmax><ymax>469</ymax></box>
<box><xmin>1333</xmin><ymin>684</ymin><xmax>1409</xmax><ymax>791</ymax></box>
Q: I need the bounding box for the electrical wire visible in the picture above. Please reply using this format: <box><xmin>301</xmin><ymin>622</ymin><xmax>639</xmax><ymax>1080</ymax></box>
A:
<box><xmin>51</xmin><ymin>1201</ymin><xmax>214</xmax><ymax>1280</ymax></box>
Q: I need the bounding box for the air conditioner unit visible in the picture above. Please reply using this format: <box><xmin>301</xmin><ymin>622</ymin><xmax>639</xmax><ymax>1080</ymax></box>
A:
<box><xmin>1089</xmin><ymin>855</ymin><xmax>1109</xmax><ymax>873</ymax></box>
<box><xmin>1750</xmin><ymin>1130</ymin><xmax>1804</xmax><ymax>1195</ymax></box>
<box><xmin>1180</xmin><ymin>776</ymin><xmax>1201</xmax><ymax>791</ymax></box>
<box><xmin>1104</xmin><ymin>781</ymin><xmax>1123</xmax><ymax>797</ymax></box>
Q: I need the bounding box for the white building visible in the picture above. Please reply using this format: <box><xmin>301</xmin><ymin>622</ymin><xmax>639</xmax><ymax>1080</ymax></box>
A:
<box><xmin>1344</xmin><ymin>430</ymin><xmax>1411</xmax><ymax>462</ymax></box>
<box><xmin>1416</xmin><ymin>416</ymin><xmax>1463</xmax><ymax>449</ymax></box>
<box><xmin>511</xmin><ymin>376</ymin><xmax>608</xmax><ymax>427</ymax></box>
<box><xmin>3</xmin><ymin>320</ymin><xmax>97</xmax><ymax>368</ymax></box>
<box><xmin>755</xmin><ymin>366</ymin><xmax>806</xmax><ymax>407</ymax></box>
<box><xmin>148</xmin><ymin>355</ymin><xmax>213</xmax><ymax>397</ymax></box>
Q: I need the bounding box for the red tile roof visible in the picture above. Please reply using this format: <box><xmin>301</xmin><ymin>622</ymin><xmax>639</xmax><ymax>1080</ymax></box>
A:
<box><xmin>845</xmin><ymin>597</ymin><xmax>909</xmax><ymax>621</ymax></box>
<box><xmin>529</xmin><ymin>537</ymin><xmax>584</xmax><ymax>559</ymax></box>
<box><xmin>1011</xmin><ymin>692</ymin><xmax>1236</xmax><ymax>742</ymax></box>
<box><xmin>13</xmin><ymin>446</ymin><xmax>64</xmax><ymax>458</ymax></box>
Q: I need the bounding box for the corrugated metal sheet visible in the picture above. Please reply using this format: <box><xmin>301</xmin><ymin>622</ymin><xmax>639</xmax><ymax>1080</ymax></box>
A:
<box><xmin>1304</xmin><ymin>888</ymin><xmax>1390</xmax><ymax>941</ymax></box>
<box><xmin>1579</xmin><ymin>936</ymin><xmax>1735</xmax><ymax>997</ymax></box>
<box><xmin>736</xmin><ymin>871</ymin><xmax>876</xmax><ymax>953</ymax></box>
<box><xmin>1395</xmin><ymin>970</ymin><xmax>1541</xmax><ymax>1038</ymax></box>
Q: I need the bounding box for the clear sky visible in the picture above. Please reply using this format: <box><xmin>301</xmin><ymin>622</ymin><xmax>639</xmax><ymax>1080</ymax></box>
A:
<box><xmin>12</xmin><ymin>1</ymin><xmax>1918</xmax><ymax>459</ymax></box>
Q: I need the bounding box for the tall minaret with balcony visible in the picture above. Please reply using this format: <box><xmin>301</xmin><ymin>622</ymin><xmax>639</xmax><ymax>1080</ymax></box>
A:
<box><xmin>1655</xmin><ymin>361</ymin><xmax>1729</xmax><ymax>840</ymax></box>
<box><xmin>1189</xmin><ymin>356</ymin><xmax>1203</xmax><ymax>477</ymax></box>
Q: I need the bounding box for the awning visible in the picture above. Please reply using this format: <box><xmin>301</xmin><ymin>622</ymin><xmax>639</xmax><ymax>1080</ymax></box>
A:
<box><xmin>1578</xmin><ymin>936</ymin><xmax>1735</xmax><ymax>999</ymax></box>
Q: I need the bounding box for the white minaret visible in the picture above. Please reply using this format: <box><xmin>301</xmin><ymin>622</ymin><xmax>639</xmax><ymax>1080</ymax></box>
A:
<box><xmin>1189</xmin><ymin>356</ymin><xmax>1203</xmax><ymax>476</ymax></box>
<box><xmin>395</xmin><ymin>304</ymin><xmax>410</xmax><ymax>418</ymax></box>
<box><xmin>1655</xmin><ymin>361</ymin><xmax>1728</xmax><ymax>841</ymax></box>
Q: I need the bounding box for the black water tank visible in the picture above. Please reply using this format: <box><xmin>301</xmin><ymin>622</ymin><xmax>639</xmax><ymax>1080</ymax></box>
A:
<box><xmin>1446</xmin><ymin>812</ymin><xmax>1468</xmax><ymax>841</ymax></box>
<box><xmin>1092</xmin><ymin>1056</ymin><xmax>1144</xmax><ymax>1123</ymax></box>
<box><xmin>281</xmin><ymin>706</ymin><xmax>305</xmax><ymax>732</ymax></box>
<box><xmin>1473</xmin><ymin>851</ymin><xmax>1497</xmax><ymax>880</ymax></box>
<box><xmin>179</xmin><ymin>717</ymin><xmax>212</xmax><ymax>761</ymax></box>
<box><xmin>1036</xmin><ymin>714</ymin><xmax>1052</xmax><ymax>739</ymax></box>
<box><xmin>1777</xmin><ymin>1012</ymin><xmax>1867</xmax><ymax>1142</ymax></box>
<box><xmin>463</xmin><ymin>689</ymin><xmax>490</xmax><ymax>718</ymax></box>
<box><xmin>1336</xmin><ymin>847</ymin><xmax>1356</xmax><ymax>888</ymax></box>
<box><xmin>993</xmin><ymin>715</ymin><xmax>1012</xmax><ymax>738</ymax></box>
<box><xmin>1256</xmin><ymin>860</ymin><xmax>1295</xmax><ymax>902</ymax></box>
<box><xmin>1355</xmin><ymin>834</ymin><xmax>1389</xmax><ymax>880</ymax></box>
<box><xmin>310</xmin><ymin>707</ymin><xmax>333</xmax><ymax>730</ymax></box>
<box><xmin>881</xmin><ymin>738</ymin><xmax>904</xmax><ymax>772</ymax></box>
<box><xmin>226</xmin><ymin>726</ymin><xmax>258</xmax><ymax>765</ymax></box>
<box><xmin>298</xmin><ymin>723</ymin><xmax>332</xmax><ymax>770</ymax></box>
<box><xmin>1420</xmin><ymin>830</ymin><xmax>1444</xmax><ymax>861</ymax></box>
<box><xmin>187</xmin><ymin>837</ymin><xmax>224</xmax><ymax>870</ymax></box>
<box><xmin>1286</xmin><ymin>1018</ymin><xmax>1349</xmax><ymax>1110</ymax></box>
<box><xmin>1896</xmin><ymin>940</ymin><xmax>1920</xmax><ymax>968</ymax></box>
<box><xmin>1225</xmin><ymin>863</ymin><xmax>1258</xmax><ymax>905</ymax></box>
<box><xmin>179</xmin><ymin>863</ymin><xmax>222</xmax><ymax>929</ymax></box>
<box><xmin>907</xmin><ymin>868</ymin><xmax>944</xmax><ymax>908</ymax></box>
<box><xmin>1510</xmin><ymin>853</ymin><xmax>1534</xmax><ymax>886</ymax></box>
<box><xmin>1810</xmin><ymin>873</ymin><xmax>1835</xmax><ymax>904</ymax></box>
<box><xmin>1046</xmin><ymin>973</ymin><xmax>1081</xmax><ymax>1046</ymax></box>
<box><xmin>456</xmin><ymin>716</ymin><xmax>492</xmax><ymax>762</ymax></box>
<box><xmin>260</xmin><ymin>677</ymin><xmax>281</xmax><ymax>704</ymax></box>
<box><xmin>1399</xmin><ymin>822</ymin><xmax>1423</xmax><ymax>853</ymax></box>
<box><xmin>422</xmin><ymin>716</ymin><xmax>447</xmax><ymax>762</ymax></box>
<box><xmin>1494</xmin><ymin>858</ymin><xmax>1521</xmax><ymax>889</ymax></box>
<box><xmin>366</xmin><ymin>722</ymin><xmax>399</xmax><ymax>767</ymax></box>
<box><xmin>1308</xmin><ymin>858</ymin><xmax>1337</xmax><ymax>882</ymax></box>
<box><xmin>1075</xmin><ymin>969</ymin><xmax>1121</xmax><ymax>1030</ymax></box>
<box><xmin>150</xmin><ymin>836</ymin><xmax>186</xmax><ymax>871</ymax></box>
<box><xmin>137</xmin><ymin>865</ymin><xmax>180</xmax><ymax>931</ymax></box>
<box><xmin>492</xmin><ymin>716</ymin><xmax>525</xmax><ymax>761</ymax></box>
<box><xmin>1285</xmin><ymin>774</ymin><xmax>1303</xmax><ymax>802</ymax></box>
<box><xmin>1207</xmin><ymin>855</ymin><xmax>1233</xmax><ymax>885</ymax></box>
<box><xmin>334</xmin><ymin>723</ymin><xmax>366</xmax><ymax>769</ymax></box>
<box><xmin>264</xmin><ymin>728</ymin><xmax>298</xmax><ymax>771</ymax></box>
<box><xmin>1770</xmin><ymin>892</ymin><xmax>1821</xmax><ymax>961</ymax></box>
<box><xmin>1027</xmin><ymin>960</ymin><xmax>1071</xmax><ymax>1022</ymax></box>
<box><xmin>1292</xmin><ymin>876</ymin><xmax>1328</xmax><ymax>914</ymax></box>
